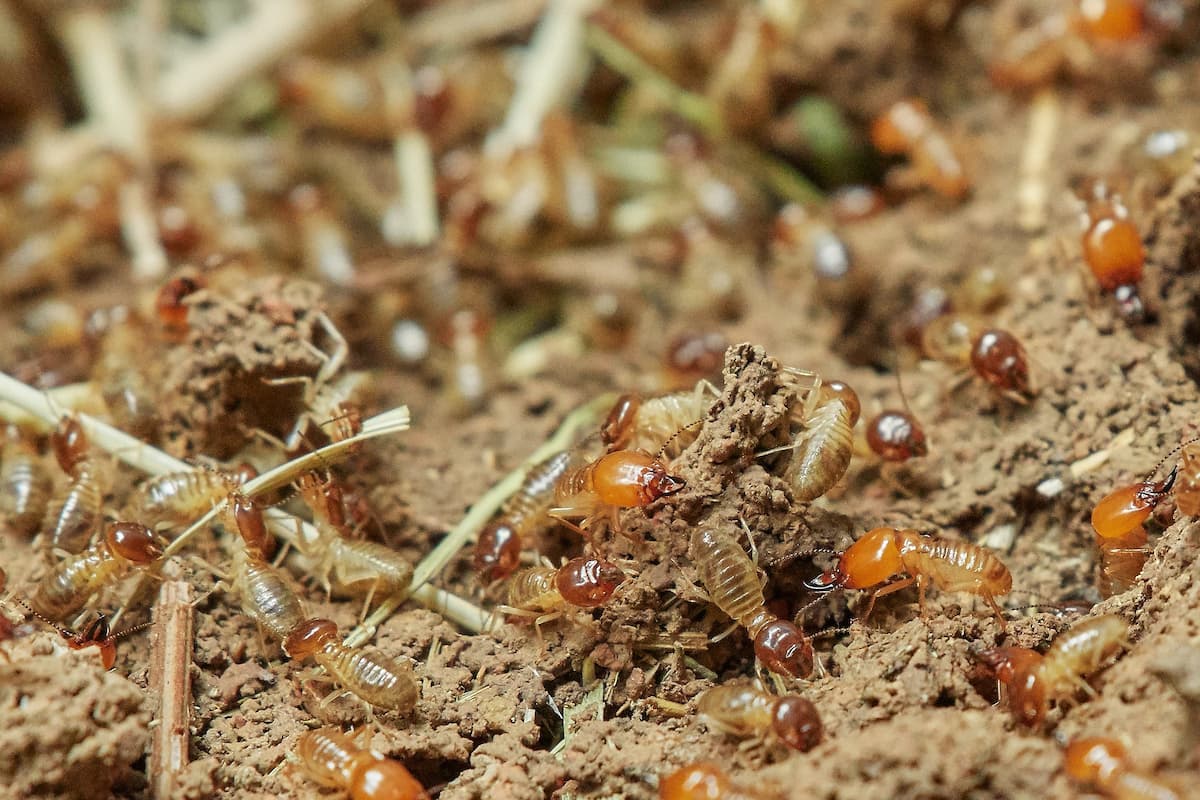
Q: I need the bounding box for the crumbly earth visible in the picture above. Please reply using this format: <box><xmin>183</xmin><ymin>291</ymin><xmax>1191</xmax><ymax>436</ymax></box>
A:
<box><xmin>4</xmin><ymin>3</ymin><xmax>1200</xmax><ymax>800</ymax></box>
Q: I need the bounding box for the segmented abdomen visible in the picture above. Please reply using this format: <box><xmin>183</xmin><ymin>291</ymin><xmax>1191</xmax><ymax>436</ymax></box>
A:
<box><xmin>238</xmin><ymin>555</ymin><xmax>305</xmax><ymax>640</ymax></box>
<box><xmin>45</xmin><ymin>458</ymin><xmax>104</xmax><ymax>552</ymax></box>
<box><xmin>906</xmin><ymin>535</ymin><xmax>1012</xmax><ymax>594</ymax></box>
<box><xmin>785</xmin><ymin>401</ymin><xmax>853</xmax><ymax>502</ymax></box>
<box><xmin>1096</xmin><ymin>528</ymin><xmax>1147</xmax><ymax>598</ymax></box>
<box><xmin>329</xmin><ymin>539</ymin><xmax>413</xmax><ymax>593</ymax></box>
<box><xmin>0</xmin><ymin>446</ymin><xmax>49</xmax><ymax>536</ymax></box>
<box><xmin>127</xmin><ymin>469</ymin><xmax>234</xmax><ymax>527</ymax></box>
<box><xmin>31</xmin><ymin>547</ymin><xmax>119</xmax><ymax>619</ymax></box>
<box><xmin>1040</xmin><ymin>614</ymin><xmax>1129</xmax><ymax>694</ymax></box>
<box><xmin>506</xmin><ymin>450</ymin><xmax>574</xmax><ymax>533</ymax></box>
<box><xmin>691</xmin><ymin>529</ymin><xmax>765</xmax><ymax>631</ymax></box>
<box><xmin>316</xmin><ymin>642</ymin><xmax>418</xmax><ymax>712</ymax></box>
<box><xmin>506</xmin><ymin>566</ymin><xmax>562</xmax><ymax>612</ymax></box>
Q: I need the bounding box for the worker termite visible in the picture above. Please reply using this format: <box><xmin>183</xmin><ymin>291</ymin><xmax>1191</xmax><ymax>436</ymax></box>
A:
<box><xmin>277</xmin><ymin>370</ymin><xmax>374</xmax><ymax>454</ymax></box>
<box><xmin>224</xmin><ymin>493</ymin><xmax>304</xmax><ymax>642</ymax></box>
<box><xmin>759</xmin><ymin>373</ymin><xmax>859</xmax><ymax>502</ymax></box>
<box><xmin>770</xmin><ymin>205</ymin><xmax>868</xmax><ymax>308</ymax></box>
<box><xmin>1079</xmin><ymin>182</ymin><xmax>1146</xmax><ymax>321</ymax></box>
<box><xmin>921</xmin><ymin>315</ymin><xmax>1035</xmax><ymax>398</ymax></box>
<box><xmin>435</xmin><ymin>308</ymin><xmax>493</xmax><ymax>417</ymax></box>
<box><xmin>294</xmin><ymin>727</ymin><xmax>429</xmax><ymax>800</ymax></box>
<box><xmin>978</xmin><ymin>614</ymin><xmax>1131</xmax><ymax>727</ymax></box>
<box><xmin>126</xmin><ymin>464</ymin><xmax>254</xmax><ymax>531</ymax></box>
<box><xmin>804</xmin><ymin>527</ymin><xmax>1013</xmax><ymax>627</ymax></box>
<box><xmin>865</xmin><ymin>409</ymin><xmax>928</xmax><ymax>463</ymax></box>
<box><xmin>43</xmin><ymin>415</ymin><xmax>107</xmax><ymax>552</ymax></box>
<box><xmin>296</xmin><ymin>471</ymin><xmax>413</xmax><ymax>616</ymax></box>
<box><xmin>0</xmin><ymin>424</ymin><xmax>50</xmax><ymax>537</ymax></box>
<box><xmin>474</xmin><ymin>450</ymin><xmax>578</xmax><ymax>581</ymax></box>
<box><xmin>870</xmin><ymin>98</ymin><xmax>970</xmax><ymax>201</ymax></box>
<box><xmin>155</xmin><ymin>274</ymin><xmax>205</xmax><ymax>340</ymax></box>
<box><xmin>90</xmin><ymin>308</ymin><xmax>161</xmax><ymax>440</ymax></box>
<box><xmin>1063</xmin><ymin>737</ymin><xmax>1183</xmax><ymax>800</ymax></box>
<box><xmin>499</xmin><ymin>556</ymin><xmax>626</xmax><ymax>628</ymax></box>
<box><xmin>550</xmin><ymin>450</ymin><xmax>686</xmax><ymax>539</ymax></box>
<box><xmin>29</xmin><ymin>521</ymin><xmax>163</xmax><ymax>621</ymax></box>
<box><xmin>659</xmin><ymin>762</ymin><xmax>771</xmax><ymax>800</ymax></box>
<box><xmin>690</xmin><ymin>528</ymin><xmax>814</xmax><ymax>678</ymax></box>
<box><xmin>600</xmin><ymin>383</ymin><xmax>716</xmax><ymax>457</ymax></box>
<box><xmin>697</xmin><ymin>683</ymin><xmax>823</xmax><ymax>752</ymax></box>
<box><xmin>283</xmin><ymin>617</ymin><xmax>419</xmax><ymax>713</ymax></box>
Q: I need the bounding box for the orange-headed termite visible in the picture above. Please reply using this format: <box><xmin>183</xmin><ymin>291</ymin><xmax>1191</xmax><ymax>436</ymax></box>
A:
<box><xmin>870</xmin><ymin>98</ymin><xmax>969</xmax><ymax>201</ymax></box>
<box><xmin>550</xmin><ymin>450</ymin><xmax>685</xmax><ymax>539</ymax></box>
<box><xmin>474</xmin><ymin>450</ymin><xmax>577</xmax><ymax>581</ymax></box>
<box><xmin>294</xmin><ymin>727</ymin><xmax>429</xmax><ymax>799</ymax></box>
<box><xmin>697</xmin><ymin>683</ymin><xmax>822</xmax><ymax>752</ymax></box>
<box><xmin>30</xmin><ymin>521</ymin><xmax>162</xmax><ymax>621</ymax></box>
<box><xmin>659</xmin><ymin>762</ymin><xmax>771</xmax><ymax>800</ymax></box>
<box><xmin>1079</xmin><ymin>182</ymin><xmax>1146</xmax><ymax>321</ymax></box>
<box><xmin>283</xmin><ymin>617</ymin><xmax>418</xmax><ymax>713</ymax></box>
<box><xmin>804</xmin><ymin>527</ymin><xmax>1013</xmax><ymax>627</ymax></box>
<box><xmin>691</xmin><ymin>528</ymin><xmax>814</xmax><ymax>678</ymax></box>
<box><xmin>979</xmin><ymin>614</ymin><xmax>1130</xmax><ymax>727</ymax></box>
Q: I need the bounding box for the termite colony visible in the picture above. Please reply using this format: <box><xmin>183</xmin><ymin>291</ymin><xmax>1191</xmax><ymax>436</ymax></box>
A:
<box><xmin>0</xmin><ymin>1</ymin><xmax>1197</xmax><ymax>798</ymax></box>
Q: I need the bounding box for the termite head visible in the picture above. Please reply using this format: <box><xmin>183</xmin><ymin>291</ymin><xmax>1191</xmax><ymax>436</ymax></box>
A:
<box><xmin>601</xmin><ymin>393</ymin><xmax>641</xmax><ymax>450</ymax></box>
<box><xmin>866</xmin><ymin>410</ymin><xmax>928</xmax><ymax>462</ymax></box>
<box><xmin>970</xmin><ymin>329</ymin><xmax>1033</xmax><ymax>397</ymax></box>
<box><xmin>232</xmin><ymin>462</ymin><xmax>259</xmax><ymax>486</ymax></box>
<box><xmin>976</xmin><ymin>646</ymin><xmax>1046</xmax><ymax>727</ymax></box>
<box><xmin>555</xmin><ymin>557</ymin><xmax>626</xmax><ymax>608</ymax></box>
<box><xmin>592</xmin><ymin>451</ymin><xmax>686</xmax><ymax>507</ymax></box>
<box><xmin>155</xmin><ymin>275</ymin><xmax>205</xmax><ymax>335</ymax></box>
<box><xmin>808</xmin><ymin>527</ymin><xmax>904</xmax><ymax>592</ymax></box>
<box><xmin>228</xmin><ymin>494</ymin><xmax>275</xmax><ymax>560</ymax></box>
<box><xmin>753</xmin><ymin>619</ymin><xmax>814</xmax><ymax>678</ymax></box>
<box><xmin>474</xmin><ymin>521</ymin><xmax>522</xmax><ymax>581</ymax></box>
<box><xmin>51</xmin><ymin>416</ymin><xmax>87</xmax><ymax>474</ymax></box>
<box><xmin>659</xmin><ymin>763</ymin><xmax>734</xmax><ymax>800</ymax></box>
<box><xmin>105</xmin><ymin>522</ymin><xmax>163</xmax><ymax>564</ymax></box>
<box><xmin>1063</xmin><ymin>737</ymin><xmax>1127</xmax><ymax>786</ymax></box>
<box><xmin>820</xmin><ymin>380</ymin><xmax>861</xmax><ymax>425</ymax></box>
<box><xmin>65</xmin><ymin>615</ymin><xmax>116</xmax><ymax>670</ymax></box>
<box><xmin>771</xmin><ymin>696</ymin><xmax>823</xmax><ymax>752</ymax></box>
<box><xmin>283</xmin><ymin>617</ymin><xmax>339</xmax><ymax>661</ymax></box>
<box><xmin>1091</xmin><ymin>467</ymin><xmax>1176</xmax><ymax>540</ymax></box>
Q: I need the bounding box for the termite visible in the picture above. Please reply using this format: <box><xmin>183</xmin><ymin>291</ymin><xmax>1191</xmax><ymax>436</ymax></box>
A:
<box><xmin>865</xmin><ymin>409</ymin><xmax>928</xmax><ymax>463</ymax></box>
<box><xmin>474</xmin><ymin>450</ymin><xmax>577</xmax><ymax>581</ymax></box>
<box><xmin>283</xmin><ymin>617</ymin><xmax>419</xmax><ymax>713</ymax></box>
<box><xmin>697</xmin><ymin>683</ymin><xmax>822</xmax><ymax>752</ymax></box>
<box><xmin>499</xmin><ymin>556</ymin><xmax>626</xmax><ymax>627</ymax></box>
<box><xmin>294</xmin><ymin>727</ymin><xmax>429</xmax><ymax>800</ymax></box>
<box><xmin>288</xmin><ymin>183</ymin><xmax>356</xmax><ymax>288</ymax></box>
<box><xmin>1063</xmin><ymin>737</ymin><xmax>1182</xmax><ymax>800</ymax></box>
<box><xmin>91</xmin><ymin>308</ymin><xmax>160</xmax><ymax>440</ymax></box>
<box><xmin>1079</xmin><ymin>182</ymin><xmax>1146</xmax><ymax>321</ymax></box>
<box><xmin>979</xmin><ymin>614</ymin><xmax>1130</xmax><ymax>727</ymax></box>
<box><xmin>278</xmin><ymin>371</ymin><xmax>374</xmax><ymax>454</ymax></box>
<box><xmin>759</xmin><ymin>373</ymin><xmax>859</xmax><ymax>502</ymax></box>
<box><xmin>921</xmin><ymin>315</ymin><xmax>1035</xmax><ymax>398</ymax></box>
<box><xmin>30</xmin><ymin>521</ymin><xmax>163</xmax><ymax>621</ymax></box>
<box><xmin>600</xmin><ymin>383</ymin><xmax>716</xmax><ymax>457</ymax></box>
<box><xmin>43</xmin><ymin>415</ymin><xmax>107</xmax><ymax>552</ymax></box>
<box><xmin>870</xmin><ymin>98</ymin><xmax>970</xmax><ymax>201</ymax></box>
<box><xmin>771</xmin><ymin>204</ymin><xmax>867</xmax><ymax>308</ymax></box>
<box><xmin>155</xmin><ymin>275</ymin><xmax>205</xmax><ymax>340</ymax></box>
<box><xmin>804</xmin><ymin>527</ymin><xmax>1013</xmax><ymax>627</ymax></box>
<box><xmin>1090</xmin><ymin>466</ymin><xmax>1176</xmax><ymax>540</ymax></box>
<box><xmin>436</xmin><ymin>308</ymin><xmax>493</xmax><ymax>417</ymax></box>
<box><xmin>690</xmin><ymin>528</ymin><xmax>814</xmax><ymax>678</ymax></box>
<box><xmin>0</xmin><ymin>424</ymin><xmax>50</xmax><ymax>537</ymax></box>
<box><xmin>663</xmin><ymin>331</ymin><xmax>727</xmax><ymax>388</ymax></box>
<box><xmin>550</xmin><ymin>450</ymin><xmax>685</xmax><ymax>539</ymax></box>
<box><xmin>659</xmin><ymin>763</ymin><xmax>770</xmax><ymax>800</ymax></box>
<box><xmin>127</xmin><ymin>464</ymin><xmax>255</xmax><ymax>531</ymax></box>
<box><xmin>224</xmin><ymin>493</ymin><xmax>304</xmax><ymax>642</ymax></box>
<box><xmin>296</xmin><ymin>472</ymin><xmax>413</xmax><ymax>615</ymax></box>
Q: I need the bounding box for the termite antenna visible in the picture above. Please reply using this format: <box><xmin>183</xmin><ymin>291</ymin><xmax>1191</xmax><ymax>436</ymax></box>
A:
<box><xmin>655</xmin><ymin>418</ymin><xmax>703</xmax><ymax>462</ymax></box>
<box><xmin>109</xmin><ymin>618</ymin><xmax>155</xmax><ymax>640</ymax></box>
<box><xmin>7</xmin><ymin>594</ymin><xmax>76</xmax><ymax>638</ymax></box>
<box><xmin>793</xmin><ymin>594</ymin><xmax>828</xmax><ymax>621</ymax></box>
<box><xmin>1144</xmin><ymin>435</ymin><xmax>1200</xmax><ymax>484</ymax></box>
<box><xmin>810</xmin><ymin>624</ymin><xmax>854</xmax><ymax>641</ymax></box>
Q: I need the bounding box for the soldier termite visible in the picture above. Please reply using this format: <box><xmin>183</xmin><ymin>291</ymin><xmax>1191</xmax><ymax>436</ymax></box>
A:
<box><xmin>283</xmin><ymin>617</ymin><xmax>419</xmax><ymax>713</ymax></box>
<box><xmin>658</xmin><ymin>762</ymin><xmax>772</xmax><ymax>800</ymax></box>
<box><xmin>804</xmin><ymin>526</ymin><xmax>1013</xmax><ymax>628</ymax></box>
<box><xmin>550</xmin><ymin>450</ymin><xmax>685</xmax><ymax>540</ymax></box>
<box><xmin>978</xmin><ymin>614</ymin><xmax>1131</xmax><ymax>727</ymax></box>
<box><xmin>690</xmin><ymin>528</ymin><xmax>814</xmax><ymax>678</ymax></box>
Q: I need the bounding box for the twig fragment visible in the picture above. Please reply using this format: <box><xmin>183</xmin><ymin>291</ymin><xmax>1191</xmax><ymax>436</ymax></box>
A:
<box><xmin>148</xmin><ymin>576</ymin><xmax>193</xmax><ymax>798</ymax></box>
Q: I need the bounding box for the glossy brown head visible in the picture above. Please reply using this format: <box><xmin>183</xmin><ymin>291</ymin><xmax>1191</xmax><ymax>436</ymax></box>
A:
<box><xmin>753</xmin><ymin>620</ymin><xmax>814</xmax><ymax>678</ymax></box>
<box><xmin>283</xmin><ymin>618</ymin><xmax>340</xmax><ymax>661</ymax></box>
<box><xmin>771</xmin><ymin>696</ymin><xmax>823</xmax><ymax>752</ymax></box>
<box><xmin>555</xmin><ymin>557</ymin><xmax>626</xmax><ymax>608</ymax></box>
<box><xmin>228</xmin><ymin>494</ymin><xmax>275</xmax><ymax>560</ymax></box>
<box><xmin>977</xmin><ymin>646</ymin><xmax>1046</xmax><ymax>727</ymax></box>
<box><xmin>474</xmin><ymin>521</ymin><xmax>522</xmax><ymax>581</ymax></box>
<box><xmin>155</xmin><ymin>275</ymin><xmax>204</xmax><ymax>334</ymax></box>
<box><xmin>105</xmin><ymin>522</ymin><xmax>163</xmax><ymax>564</ymax></box>
<box><xmin>51</xmin><ymin>416</ymin><xmax>88</xmax><ymax>474</ymax></box>
<box><xmin>970</xmin><ymin>329</ymin><xmax>1032</xmax><ymax>396</ymax></box>
<box><xmin>866</xmin><ymin>410</ymin><xmax>928</xmax><ymax>462</ymax></box>
<box><xmin>600</xmin><ymin>393</ymin><xmax>641</xmax><ymax>450</ymax></box>
<box><xmin>821</xmin><ymin>380</ymin><xmax>861</xmax><ymax>425</ymax></box>
<box><xmin>65</xmin><ymin>615</ymin><xmax>117</xmax><ymax>670</ymax></box>
<box><xmin>1063</xmin><ymin>737</ymin><xmax>1127</xmax><ymax>786</ymax></box>
<box><xmin>664</xmin><ymin>331</ymin><xmax>727</xmax><ymax>380</ymax></box>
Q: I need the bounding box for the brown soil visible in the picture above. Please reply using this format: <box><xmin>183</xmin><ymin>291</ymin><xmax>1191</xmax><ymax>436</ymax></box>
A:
<box><xmin>3</xmin><ymin>2</ymin><xmax>1200</xmax><ymax>800</ymax></box>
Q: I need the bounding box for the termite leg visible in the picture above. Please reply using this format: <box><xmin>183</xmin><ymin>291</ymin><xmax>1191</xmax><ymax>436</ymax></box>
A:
<box><xmin>981</xmin><ymin>592</ymin><xmax>1007</xmax><ymax>630</ymax></box>
<box><xmin>862</xmin><ymin>576</ymin><xmax>917</xmax><ymax>621</ymax></box>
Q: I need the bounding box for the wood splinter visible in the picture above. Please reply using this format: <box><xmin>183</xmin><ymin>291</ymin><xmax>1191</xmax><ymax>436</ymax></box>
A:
<box><xmin>149</xmin><ymin>578</ymin><xmax>193</xmax><ymax>798</ymax></box>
